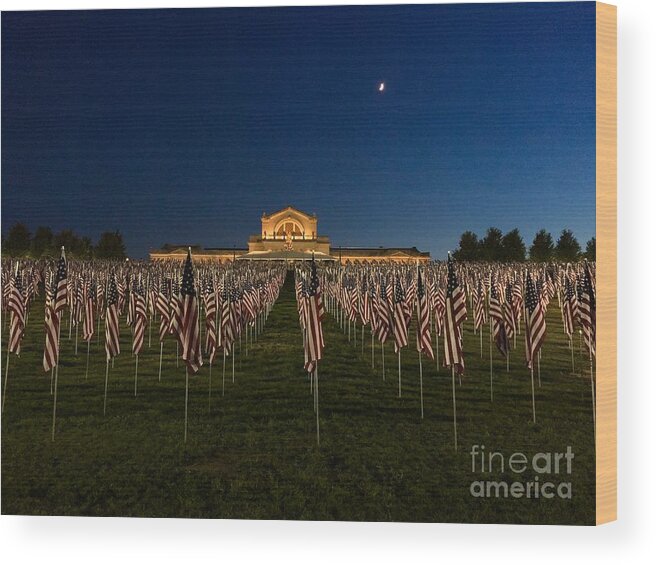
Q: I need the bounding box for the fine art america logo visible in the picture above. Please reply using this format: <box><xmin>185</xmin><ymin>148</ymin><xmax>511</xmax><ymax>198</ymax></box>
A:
<box><xmin>469</xmin><ymin>445</ymin><xmax>573</xmax><ymax>500</ymax></box>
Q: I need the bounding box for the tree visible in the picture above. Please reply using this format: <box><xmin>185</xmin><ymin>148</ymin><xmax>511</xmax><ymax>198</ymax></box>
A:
<box><xmin>555</xmin><ymin>229</ymin><xmax>581</xmax><ymax>262</ymax></box>
<box><xmin>529</xmin><ymin>229</ymin><xmax>554</xmax><ymax>262</ymax></box>
<box><xmin>95</xmin><ymin>231</ymin><xmax>126</xmax><ymax>259</ymax></box>
<box><xmin>3</xmin><ymin>222</ymin><xmax>32</xmax><ymax>256</ymax></box>
<box><xmin>501</xmin><ymin>228</ymin><xmax>526</xmax><ymax>262</ymax></box>
<box><xmin>453</xmin><ymin>231</ymin><xmax>480</xmax><ymax>261</ymax></box>
<box><xmin>585</xmin><ymin>237</ymin><xmax>596</xmax><ymax>261</ymax></box>
<box><xmin>54</xmin><ymin>229</ymin><xmax>82</xmax><ymax>256</ymax></box>
<box><xmin>31</xmin><ymin>226</ymin><xmax>54</xmax><ymax>257</ymax></box>
<box><xmin>480</xmin><ymin>227</ymin><xmax>503</xmax><ymax>261</ymax></box>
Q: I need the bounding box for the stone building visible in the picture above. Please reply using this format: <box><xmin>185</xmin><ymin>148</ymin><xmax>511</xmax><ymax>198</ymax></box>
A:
<box><xmin>149</xmin><ymin>206</ymin><xmax>430</xmax><ymax>264</ymax></box>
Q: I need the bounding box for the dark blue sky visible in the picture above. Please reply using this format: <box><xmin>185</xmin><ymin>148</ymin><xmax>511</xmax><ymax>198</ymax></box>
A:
<box><xmin>2</xmin><ymin>2</ymin><xmax>596</xmax><ymax>259</ymax></box>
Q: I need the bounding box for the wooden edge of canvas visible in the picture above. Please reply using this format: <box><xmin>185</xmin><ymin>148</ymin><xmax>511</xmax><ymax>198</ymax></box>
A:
<box><xmin>595</xmin><ymin>1</ymin><xmax>617</xmax><ymax>526</ymax></box>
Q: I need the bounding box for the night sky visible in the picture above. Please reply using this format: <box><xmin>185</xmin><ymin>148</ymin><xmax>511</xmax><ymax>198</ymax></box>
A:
<box><xmin>2</xmin><ymin>2</ymin><xmax>596</xmax><ymax>259</ymax></box>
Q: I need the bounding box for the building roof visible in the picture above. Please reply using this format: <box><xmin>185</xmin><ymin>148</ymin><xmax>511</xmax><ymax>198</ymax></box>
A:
<box><xmin>151</xmin><ymin>246</ymin><xmax>248</xmax><ymax>256</ymax></box>
<box><xmin>336</xmin><ymin>247</ymin><xmax>430</xmax><ymax>258</ymax></box>
<box><xmin>238</xmin><ymin>250</ymin><xmax>335</xmax><ymax>261</ymax></box>
<box><xmin>261</xmin><ymin>205</ymin><xmax>316</xmax><ymax>220</ymax></box>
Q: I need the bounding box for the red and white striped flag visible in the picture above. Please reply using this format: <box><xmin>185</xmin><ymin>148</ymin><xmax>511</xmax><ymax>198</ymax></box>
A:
<box><xmin>524</xmin><ymin>271</ymin><xmax>546</xmax><ymax>369</ymax></box>
<box><xmin>303</xmin><ymin>258</ymin><xmax>324</xmax><ymax>373</ymax></box>
<box><xmin>180</xmin><ymin>249</ymin><xmax>202</xmax><ymax>374</ymax></box>
<box><xmin>416</xmin><ymin>269</ymin><xmax>434</xmax><ymax>360</ymax></box>
<box><xmin>43</xmin><ymin>249</ymin><xmax>67</xmax><ymax>372</ymax></box>
<box><xmin>444</xmin><ymin>255</ymin><xmax>466</xmax><ymax>374</ymax></box>
<box><xmin>132</xmin><ymin>279</ymin><xmax>147</xmax><ymax>356</ymax></box>
<box><xmin>392</xmin><ymin>276</ymin><xmax>408</xmax><ymax>354</ymax></box>
<box><xmin>82</xmin><ymin>279</ymin><xmax>96</xmax><ymax>342</ymax></box>
<box><xmin>7</xmin><ymin>266</ymin><xmax>26</xmax><ymax>355</ymax></box>
<box><xmin>105</xmin><ymin>274</ymin><xmax>121</xmax><ymax>361</ymax></box>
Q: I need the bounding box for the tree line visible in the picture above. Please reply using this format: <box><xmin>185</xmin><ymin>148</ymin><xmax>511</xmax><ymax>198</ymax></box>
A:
<box><xmin>2</xmin><ymin>222</ymin><xmax>127</xmax><ymax>259</ymax></box>
<box><xmin>452</xmin><ymin>227</ymin><xmax>595</xmax><ymax>262</ymax></box>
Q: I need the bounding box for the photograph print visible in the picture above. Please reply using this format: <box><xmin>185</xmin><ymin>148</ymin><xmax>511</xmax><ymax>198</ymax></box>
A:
<box><xmin>1</xmin><ymin>2</ymin><xmax>611</xmax><ymax>524</ymax></box>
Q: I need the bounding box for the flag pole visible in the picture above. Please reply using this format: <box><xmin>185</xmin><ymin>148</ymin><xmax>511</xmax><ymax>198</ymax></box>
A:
<box><xmin>103</xmin><ymin>359</ymin><xmax>109</xmax><ymax>415</ymax></box>
<box><xmin>530</xmin><ymin>366</ymin><xmax>536</xmax><ymax>423</ymax></box>
<box><xmin>381</xmin><ymin>342</ymin><xmax>385</xmax><ymax>381</ymax></box>
<box><xmin>158</xmin><ymin>342</ymin><xmax>163</xmax><ymax>382</ymax></box>
<box><xmin>435</xmin><ymin>320</ymin><xmax>439</xmax><ymax>374</ymax></box>
<box><xmin>134</xmin><ymin>354</ymin><xmax>139</xmax><ymax>397</ymax></box>
<box><xmin>590</xmin><ymin>353</ymin><xmax>596</xmax><ymax>440</ymax></box>
<box><xmin>2</xmin><ymin>354</ymin><xmax>9</xmax><ymax>413</ymax></box>
<box><xmin>418</xmin><ymin>350</ymin><xmax>424</xmax><ymax>419</ymax></box>
<box><xmin>371</xmin><ymin>328</ymin><xmax>374</xmax><ymax>369</ymax></box>
<box><xmin>208</xmin><ymin>360</ymin><xmax>212</xmax><ymax>413</ymax></box>
<box><xmin>489</xmin><ymin>317</ymin><xmax>493</xmax><ymax>402</ymax></box>
<box><xmin>315</xmin><ymin>367</ymin><xmax>320</xmax><ymax>447</ymax></box>
<box><xmin>51</xmin><ymin>363</ymin><xmax>59</xmax><ymax>441</ymax></box>
<box><xmin>85</xmin><ymin>339</ymin><xmax>90</xmax><ymax>379</ymax></box>
<box><xmin>451</xmin><ymin>365</ymin><xmax>458</xmax><ymax>451</ymax></box>
<box><xmin>570</xmin><ymin>336</ymin><xmax>575</xmax><ymax>374</ymax></box>
<box><xmin>51</xmin><ymin>315</ymin><xmax>62</xmax><ymax>441</ymax></box>
<box><xmin>184</xmin><ymin>367</ymin><xmax>189</xmax><ymax>443</ymax></box>
<box><xmin>398</xmin><ymin>350</ymin><xmax>402</xmax><ymax>398</ymax></box>
<box><xmin>222</xmin><ymin>348</ymin><xmax>226</xmax><ymax>396</ymax></box>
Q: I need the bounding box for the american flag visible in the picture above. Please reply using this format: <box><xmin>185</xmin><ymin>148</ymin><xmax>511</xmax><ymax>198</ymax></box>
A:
<box><xmin>503</xmin><ymin>282</ymin><xmax>516</xmax><ymax>342</ymax></box>
<box><xmin>375</xmin><ymin>277</ymin><xmax>390</xmax><ymax>344</ymax></box>
<box><xmin>444</xmin><ymin>256</ymin><xmax>466</xmax><ymax>374</ymax></box>
<box><xmin>579</xmin><ymin>263</ymin><xmax>596</xmax><ymax>357</ymax></box>
<box><xmin>524</xmin><ymin>271</ymin><xmax>546</xmax><ymax>369</ymax></box>
<box><xmin>52</xmin><ymin>249</ymin><xmax>68</xmax><ymax>314</ymax></box>
<box><xmin>169</xmin><ymin>279</ymin><xmax>183</xmax><ymax>345</ymax></box>
<box><xmin>473</xmin><ymin>278</ymin><xmax>486</xmax><ymax>331</ymax></box>
<box><xmin>7</xmin><ymin>267</ymin><xmax>26</xmax><ymax>355</ymax></box>
<box><xmin>105</xmin><ymin>274</ymin><xmax>121</xmax><ymax>361</ymax></box>
<box><xmin>204</xmin><ymin>278</ymin><xmax>218</xmax><ymax>364</ymax></box>
<box><xmin>155</xmin><ymin>278</ymin><xmax>170</xmax><ymax>343</ymax></box>
<box><xmin>303</xmin><ymin>258</ymin><xmax>324</xmax><ymax>373</ymax></box>
<box><xmin>220</xmin><ymin>282</ymin><xmax>234</xmax><ymax>354</ymax></box>
<box><xmin>489</xmin><ymin>276</ymin><xmax>510</xmax><ymax>357</ymax></box>
<box><xmin>82</xmin><ymin>279</ymin><xmax>96</xmax><ymax>343</ymax></box>
<box><xmin>392</xmin><ymin>276</ymin><xmax>409</xmax><ymax>354</ymax></box>
<box><xmin>132</xmin><ymin>279</ymin><xmax>147</xmax><ymax>356</ymax></box>
<box><xmin>563</xmin><ymin>276</ymin><xmax>575</xmax><ymax>337</ymax></box>
<box><xmin>180</xmin><ymin>249</ymin><xmax>202</xmax><ymax>374</ymax></box>
<box><xmin>43</xmin><ymin>250</ymin><xmax>67</xmax><ymax>372</ymax></box>
<box><xmin>360</xmin><ymin>275</ymin><xmax>370</xmax><ymax>326</ymax></box>
<box><xmin>416</xmin><ymin>269</ymin><xmax>434</xmax><ymax>360</ymax></box>
<box><xmin>433</xmin><ymin>282</ymin><xmax>446</xmax><ymax>337</ymax></box>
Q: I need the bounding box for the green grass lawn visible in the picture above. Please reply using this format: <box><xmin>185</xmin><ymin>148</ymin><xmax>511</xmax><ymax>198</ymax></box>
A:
<box><xmin>1</xmin><ymin>273</ymin><xmax>595</xmax><ymax>523</ymax></box>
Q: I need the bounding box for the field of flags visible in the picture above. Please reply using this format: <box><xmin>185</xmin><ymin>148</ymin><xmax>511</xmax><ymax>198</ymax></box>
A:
<box><xmin>3</xmin><ymin>248</ymin><xmax>595</xmax><ymax>451</ymax></box>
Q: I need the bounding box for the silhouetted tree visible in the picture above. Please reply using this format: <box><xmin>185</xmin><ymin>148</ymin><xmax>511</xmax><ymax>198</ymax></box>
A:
<box><xmin>585</xmin><ymin>237</ymin><xmax>596</xmax><ymax>261</ymax></box>
<box><xmin>529</xmin><ymin>229</ymin><xmax>555</xmax><ymax>262</ymax></box>
<box><xmin>480</xmin><ymin>227</ymin><xmax>503</xmax><ymax>261</ymax></box>
<box><xmin>555</xmin><ymin>229</ymin><xmax>581</xmax><ymax>262</ymax></box>
<box><xmin>500</xmin><ymin>228</ymin><xmax>526</xmax><ymax>262</ymax></box>
<box><xmin>453</xmin><ymin>231</ymin><xmax>480</xmax><ymax>261</ymax></box>
<box><xmin>95</xmin><ymin>231</ymin><xmax>126</xmax><ymax>259</ymax></box>
<box><xmin>3</xmin><ymin>222</ymin><xmax>32</xmax><ymax>256</ymax></box>
<box><xmin>54</xmin><ymin>229</ymin><xmax>80</xmax><ymax>253</ymax></box>
<box><xmin>31</xmin><ymin>226</ymin><xmax>54</xmax><ymax>257</ymax></box>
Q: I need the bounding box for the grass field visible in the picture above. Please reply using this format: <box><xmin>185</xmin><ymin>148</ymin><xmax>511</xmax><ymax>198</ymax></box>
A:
<box><xmin>1</xmin><ymin>273</ymin><xmax>595</xmax><ymax>523</ymax></box>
